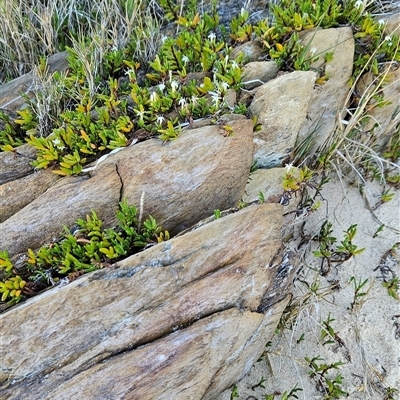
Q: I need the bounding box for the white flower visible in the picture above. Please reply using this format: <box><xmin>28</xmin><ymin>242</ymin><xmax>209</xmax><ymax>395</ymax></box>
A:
<box><xmin>158</xmin><ymin>83</ymin><xmax>165</xmax><ymax>92</ymax></box>
<box><xmin>191</xmin><ymin>95</ymin><xmax>199</xmax><ymax>105</ymax></box>
<box><xmin>150</xmin><ymin>92</ymin><xmax>158</xmax><ymax>103</ymax></box>
<box><xmin>52</xmin><ymin>138</ymin><xmax>65</xmax><ymax>151</ymax></box>
<box><xmin>182</xmin><ymin>55</ymin><xmax>190</xmax><ymax>64</ymax></box>
<box><xmin>310</xmin><ymin>47</ymin><xmax>318</xmax><ymax>56</ymax></box>
<box><xmin>230</xmin><ymin>60</ymin><xmax>239</xmax><ymax>69</ymax></box>
<box><xmin>285</xmin><ymin>162</ymin><xmax>294</xmax><ymax>172</ymax></box>
<box><xmin>161</xmin><ymin>35</ymin><xmax>168</xmax><ymax>43</ymax></box>
<box><xmin>378</xmin><ymin>19</ymin><xmax>385</xmax><ymax>27</ymax></box>
<box><xmin>208</xmin><ymin>32</ymin><xmax>216</xmax><ymax>42</ymax></box>
<box><xmin>209</xmin><ymin>90</ymin><xmax>221</xmax><ymax>107</ymax></box>
<box><xmin>135</xmin><ymin>109</ymin><xmax>145</xmax><ymax>121</ymax></box>
<box><xmin>354</xmin><ymin>0</ymin><xmax>363</xmax><ymax>9</ymax></box>
<box><xmin>220</xmin><ymin>81</ymin><xmax>229</xmax><ymax>91</ymax></box>
<box><xmin>170</xmin><ymin>80</ymin><xmax>179</xmax><ymax>93</ymax></box>
<box><xmin>384</xmin><ymin>35</ymin><xmax>392</xmax><ymax>44</ymax></box>
<box><xmin>178</xmin><ymin>97</ymin><xmax>187</xmax><ymax>107</ymax></box>
<box><xmin>241</xmin><ymin>8</ymin><xmax>246</xmax><ymax>17</ymax></box>
<box><xmin>156</xmin><ymin>115</ymin><xmax>165</xmax><ymax>125</ymax></box>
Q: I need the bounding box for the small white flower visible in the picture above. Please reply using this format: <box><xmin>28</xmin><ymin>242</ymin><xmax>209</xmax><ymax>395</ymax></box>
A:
<box><xmin>170</xmin><ymin>80</ymin><xmax>179</xmax><ymax>92</ymax></box>
<box><xmin>156</xmin><ymin>115</ymin><xmax>165</xmax><ymax>125</ymax></box>
<box><xmin>135</xmin><ymin>109</ymin><xmax>145</xmax><ymax>121</ymax></box>
<box><xmin>378</xmin><ymin>19</ymin><xmax>385</xmax><ymax>27</ymax></box>
<box><xmin>240</xmin><ymin>8</ymin><xmax>246</xmax><ymax>17</ymax></box>
<box><xmin>385</xmin><ymin>35</ymin><xmax>392</xmax><ymax>44</ymax></box>
<box><xmin>208</xmin><ymin>32</ymin><xmax>216</xmax><ymax>42</ymax></box>
<box><xmin>191</xmin><ymin>95</ymin><xmax>199</xmax><ymax>105</ymax></box>
<box><xmin>161</xmin><ymin>35</ymin><xmax>168</xmax><ymax>43</ymax></box>
<box><xmin>182</xmin><ymin>55</ymin><xmax>190</xmax><ymax>64</ymax></box>
<box><xmin>285</xmin><ymin>162</ymin><xmax>294</xmax><ymax>172</ymax></box>
<box><xmin>310</xmin><ymin>46</ymin><xmax>318</xmax><ymax>56</ymax></box>
<box><xmin>150</xmin><ymin>92</ymin><xmax>158</xmax><ymax>103</ymax></box>
<box><xmin>231</xmin><ymin>60</ymin><xmax>239</xmax><ymax>69</ymax></box>
<box><xmin>220</xmin><ymin>81</ymin><xmax>229</xmax><ymax>91</ymax></box>
<box><xmin>354</xmin><ymin>0</ymin><xmax>363</xmax><ymax>9</ymax></box>
<box><xmin>178</xmin><ymin>97</ymin><xmax>187</xmax><ymax>107</ymax></box>
<box><xmin>209</xmin><ymin>90</ymin><xmax>221</xmax><ymax>107</ymax></box>
<box><xmin>158</xmin><ymin>83</ymin><xmax>165</xmax><ymax>92</ymax></box>
<box><xmin>52</xmin><ymin>138</ymin><xmax>65</xmax><ymax>151</ymax></box>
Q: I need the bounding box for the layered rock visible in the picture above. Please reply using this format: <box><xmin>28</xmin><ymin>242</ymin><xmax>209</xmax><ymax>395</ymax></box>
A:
<box><xmin>249</xmin><ymin>70</ymin><xmax>316</xmax><ymax>168</ymax></box>
<box><xmin>0</xmin><ymin>119</ymin><xmax>253</xmax><ymax>256</ymax></box>
<box><xmin>0</xmin><ymin>203</ymin><xmax>296</xmax><ymax>400</ymax></box>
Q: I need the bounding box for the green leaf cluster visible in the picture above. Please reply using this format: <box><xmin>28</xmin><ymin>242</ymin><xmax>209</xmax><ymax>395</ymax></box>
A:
<box><xmin>0</xmin><ymin>200</ymin><xmax>169</xmax><ymax>306</ymax></box>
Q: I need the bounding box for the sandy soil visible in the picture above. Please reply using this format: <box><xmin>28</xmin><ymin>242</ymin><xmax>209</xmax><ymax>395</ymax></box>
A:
<box><xmin>216</xmin><ymin>177</ymin><xmax>400</xmax><ymax>400</ymax></box>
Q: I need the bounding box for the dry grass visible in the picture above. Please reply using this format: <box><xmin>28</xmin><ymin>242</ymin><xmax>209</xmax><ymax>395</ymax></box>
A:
<box><xmin>0</xmin><ymin>0</ymin><xmax>165</xmax><ymax>84</ymax></box>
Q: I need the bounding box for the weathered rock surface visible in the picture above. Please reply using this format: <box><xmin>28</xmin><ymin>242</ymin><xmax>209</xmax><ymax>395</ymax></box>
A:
<box><xmin>0</xmin><ymin>144</ymin><xmax>37</xmax><ymax>185</ymax></box>
<box><xmin>0</xmin><ymin>168</ymin><xmax>58</xmax><ymax>222</ymax></box>
<box><xmin>356</xmin><ymin>65</ymin><xmax>400</xmax><ymax>150</ymax></box>
<box><xmin>231</xmin><ymin>40</ymin><xmax>265</xmax><ymax>62</ymax></box>
<box><xmin>242</xmin><ymin>61</ymin><xmax>279</xmax><ymax>89</ymax></box>
<box><xmin>249</xmin><ymin>70</ymin><xmax>316</xmax><ymax>168</ymax></box>
<box><xmin>0</xmin><ymin>52</ymin><xmax>68</xmax><ymax>112</ymax></box>
<box><xmin>297</xmin><ymin>27</ymin><xmax>355</xmax><ymax>153</ymax></box>
<box><xmin>0</xmin><ymin>203</ymin><xmax>295</xmax><ymax>400</ymax></box>
<box><xmin>0</xmin><ymin>119</ymin><xmax>253</xmax><ymax>256</ymax></box>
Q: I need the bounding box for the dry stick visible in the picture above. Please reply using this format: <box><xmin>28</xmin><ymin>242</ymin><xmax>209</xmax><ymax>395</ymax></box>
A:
<box><xmin>138</xmin><ymin>191</ymin><xmax>145</xmax><ymax>231</ymax></box>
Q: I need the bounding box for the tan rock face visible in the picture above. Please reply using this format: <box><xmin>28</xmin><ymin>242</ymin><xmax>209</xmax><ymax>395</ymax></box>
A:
<box><xmin>0</xmin><ymin>119</ymin><xmax>253</xmax><ymax>256</ymax></box>
<box><xmin>297</xmin><ymin>27</ymin><xmax>354</xmax><ymax>152</ymax></box>
<box><xmin>242</xmin><ymin>61</ymin><xmax>279</xmax><ymax>89</ymax></box>
<box><xmin>0</xmin><ymin>169</ymin><xmax>59</xmax><ymax>222</ymax></box>
<box><xmin>0</xmin><ymin>144</ymin><xmax>37</xmax><ymax>184</ymax></box>
<box><xmin>0</xmin><ymin>203</ymin><xmax>295</xmax><ymax>400</ymax></box>
<box><xmin>249</xmin><ymin>70</ymin><xmax>316</xmax><ymax>168</ymax></box>
<box><xmin>91</xmin><ymin>119</ymin><xmax>254</xmax><ymax>235</ymax></box>
<box><xmin>0</xmin><ymin>166</ymin><xmax>121</xmax><ymax>256</ymax></box>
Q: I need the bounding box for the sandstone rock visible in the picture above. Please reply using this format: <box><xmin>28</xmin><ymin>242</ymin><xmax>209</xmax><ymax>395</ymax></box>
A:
<box><xmin>249</xmin><ymin>71</ymin><xmax>316</xmax><ymax>168</ymax></box>
<box><xmin>242</xmin><ymin>61</ymin><xmax>279</xmax><ymax>89</ymax></box>
<box><xmin>355</xmin><ymin>65</ymin><xmax>400</xmax><ymax>151</ymax></box>
<box><xmin>0</xmin><ymin>168</ymin><xmax>59</xmax><ymax>222</ymax></box>
<box><xmin>383</xmin><ymin>12</ymin><xmax>400</xmax><ymax>35</ymax></box>
<box><xmin>297</xmin><ymin>28</ymin><xmax>354</xmax><ymax>153</ymax></box>
<box><xmin>0</xmin><ymin>203</ymin><xmax>296</xmax><ymax>400</ymax></box>
<box><xmin>0</xmin><ymin>144</ymin><xmax>37</xmax><ymax>185</ymax></box>
<box><xmin>0</xmin><ymin>52</ymin><xmax>69</xmax><ymax>112</ymax></box>
<box><xmin>91</xmin><ymin>119</ymin><xmax>253</xmax><ymax>235</ymax></box>
<box><xmin>0</xmin><ymin>167</ymin><xmax>121</xmax><ymax>256</ymax></box>
<box><xmin>231</xmin><ymin>40</ymin><xmax>264</xmax><ymax>62</ymax></box>
<box><xmin>0</xmin><ymin>119</ymin><xmax>253</xmax><ymax>256</ymax></box>
<box><xmin>244</xmin><ymin>168</ymin><xmax>287</xmax><ymax>204</ymax></box>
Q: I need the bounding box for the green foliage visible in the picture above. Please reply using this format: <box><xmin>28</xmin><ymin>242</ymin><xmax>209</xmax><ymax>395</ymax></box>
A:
<box><xmin>320</xmin><ymin>313</ymin><xmax>336</xmax><ymax>346</ymax></box>
<box><xmin>0</xmin><ymin>200</ymin><xmax>169</xmax><ymax>306</ymax></box>
<box><xmin>349</xmin><ymin>276</ymin><xmax>370</xmax><ymax>309</ymax></box>
<box><xmin>305</xmin><ymin>356</ymin><xmax>347</xmax><ymax>399</ymax></box>
<box><xmin>230</xmin><ymin>8</ymin><xmax>253</xmax><ymax>44</ymax></box>
<box><xmin>230</xmin><ymin>384</ymin><xmax>239</xmax><ymax>399</ymax></box>
<box><xmin>0</xmin><ymin>111</ymin><xmax>27</xmax><ymax>151</ymax></box>
<box><xmin>265</xmin><ymin>384</ymin><xmax>302</xmax><ymax>400</ymax></box>
<box><xmin>382</xmin><ymin>277</ymin><xmax>399</xmax><ymax>300</ymax></box>
<box><xmin>0</xmin><ymin>275</ymin><xmax>26</xmax><ymax>303</ymax></box>
<box><xmin>313</xmin><ymin>222</ymin><xmax>365</xmax><ymax>275</ymax></box>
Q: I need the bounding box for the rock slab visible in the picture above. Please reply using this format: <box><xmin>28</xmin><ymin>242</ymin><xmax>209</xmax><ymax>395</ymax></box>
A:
<box><xmin>249</xmin><ymin>70</ymin><xmax>316</xmax><ymax>168</ymax></box>
<box><xmin>0</xmin><ymin>119</ymin><xmax>253</xmax><ymax>256</ymax></box>
<box><xmin>0</xmin><ymin>203</ymin><xmax>294</xmax><ymax>400</ymax></box>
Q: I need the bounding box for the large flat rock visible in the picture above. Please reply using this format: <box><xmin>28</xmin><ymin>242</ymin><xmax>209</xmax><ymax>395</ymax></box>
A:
<box><xmin>0</xmin><ymin>203</ymin><xmax>295</xmax><ymax>399</ymax></box>
<box><xmin>0</xmin><ymin>119</ymin><xmax>253</xmax><ymax>256</ymax></box>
